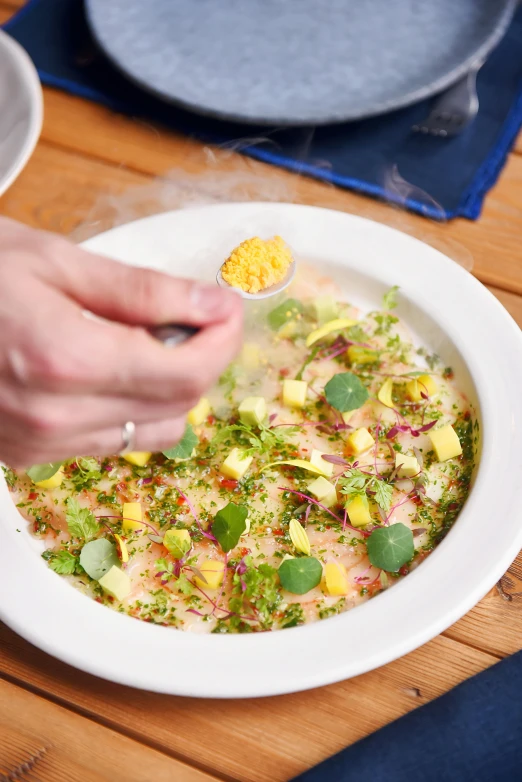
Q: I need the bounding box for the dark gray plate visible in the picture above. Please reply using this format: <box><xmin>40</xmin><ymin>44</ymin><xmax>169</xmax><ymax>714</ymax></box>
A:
<box><xmin>85</xmin><ymin>0</ymin><xmax>516</xmax><ymax>126</ymax></box>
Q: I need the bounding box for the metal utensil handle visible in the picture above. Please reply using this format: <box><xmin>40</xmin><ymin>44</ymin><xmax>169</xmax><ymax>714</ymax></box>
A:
<box><xmin>148</xmin><ymin>325</ymin><xmax>199</xmax><ymax>347</ymax></box>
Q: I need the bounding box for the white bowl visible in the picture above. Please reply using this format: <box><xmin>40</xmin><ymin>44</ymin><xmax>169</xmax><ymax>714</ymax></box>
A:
<box><xmin>1</xmin><ymin>203</ymin><xmax>521</xmax><ymax>698</ymax></box>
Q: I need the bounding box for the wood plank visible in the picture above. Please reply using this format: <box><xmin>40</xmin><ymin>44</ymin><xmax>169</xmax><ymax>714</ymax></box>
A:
<box><xmin>0</xmin><ymin>677</ymin><xmax>221</xmax><ymax>782</ymax></box>
<box><xmin>2</xmin><ymin>88</ymin><xmax>522</xmax><ymax>294</ymax></box>
<box><xmin>0</xmin><ymin>624</ymin><xmax>499</xmax><ymax>782</ymax></box>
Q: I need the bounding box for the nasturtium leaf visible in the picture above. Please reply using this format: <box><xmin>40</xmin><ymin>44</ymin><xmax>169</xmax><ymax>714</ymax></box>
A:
<box><xmin>26</xmin><ymin>461</ymin><xmax>63</xmax><ymax>483</ymax></box>
<box><xmin>66</xmin><ymin>497</ymin><xmax>99</xmax><ymax>541</ymax></box>
<box><xmin>211</xmin><ymin>502</ymin><xmax>248</xmax><ymax>553</ymax></box>
<box><xmin>366</xmin><ymin>523</ymin><xmax>414</xmax><ymax>572</ymax></box>
<box><xmin>163</xmin><ymin>424</ymin><xmax>198</xmax><ymax>460</ymax></box>
<box><xmin>80</xmin><ymin>538</ymin><xmax>120</xmax><ymax>580</ymax></box>
<box><xmin>324</xmin><ymin>372</ymin><xmax>369</xmax><ymax>412</ymax></box>
<box><xmin>382</xmin><ymin>285</ymin><xmax>399</xmax><ymax>310</ymax></box>
<box><xmin>268</xmin><ymin>298</ymin><xmax>303</xmax><ymax>331</ymax></box>
<box><xmin>278</xmin><ymin>556</ymin><xmax>322</xmax><ymax>595</ymax></box>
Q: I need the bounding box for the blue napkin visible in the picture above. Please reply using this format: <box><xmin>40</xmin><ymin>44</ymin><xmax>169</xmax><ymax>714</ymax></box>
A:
<box><xmin>5</xmin><ymin>0</ymin><xmax>522</xmax><ymax>220</ymax></box>
<box><xmin>292</xmin><ymin>650</ymin><xmax>522</xmax><ymax>782</ymax></box>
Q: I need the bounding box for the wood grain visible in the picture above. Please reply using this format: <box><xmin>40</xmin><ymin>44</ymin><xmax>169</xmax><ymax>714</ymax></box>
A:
<box><xmin>0</xmin><ymin>624</ymin><xmax>499</xmax><ymax>782</ymax></box>
<box><xmin>0</xmin><ymin>677</ymin><xmax>222</xmax><ymax>782</ymax></box>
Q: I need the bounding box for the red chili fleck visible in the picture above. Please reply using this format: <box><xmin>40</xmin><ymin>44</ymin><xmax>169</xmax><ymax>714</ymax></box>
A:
<box><xmin>70</xmin><ymin>462</ymin><xmax>78</xmax><ymax>471</ymax></box>
<box><xmin>220</xmin><ymin>478</ymin><xmax>238</xmax><ymax>491</ymax></box>
<box><xmin>279</xmin><ymin>368</ymin><xmax>290</xmax><ymax>377</ymax></box>
<box><xmin>116</xmin><ymin>482</ymin><xmax>126</xmax><ymax>492</ymax></box>
<box><xmin>176</xmin><ymin>496</ymin><xmax>186</xmax><ymax>506</ymax></box>
<box><xmin>325</xmin><ymin>524</ymin><xmax>331</xmax><ymax>530</ymax></box>
<box><xmin>28</xmin><ymin>492</ymin><xmax>38</xmax><ymax>501</ymax></box>
<box><xmin>207</xmin><ymin>415</ymin><xmax>216</xmax><ymax>425</ymax></box>
<box><xmin>464</xmin><ymin>410</ymin><xmax>471</xmax><ymax>421</ymax></box>
<box><xmin>273</xmin><ymin>529</ymin><xmax>284</xmax><ymax>536</ymax></box>
<box><xmin>399</xmin><ymin>565</ymin><xmax>409</xmax><ymax>576</ymax></box>
<box><xmin>238</xmin><ymin>547</ymin><xmax>250</xmax><ymax>557</ymax></box>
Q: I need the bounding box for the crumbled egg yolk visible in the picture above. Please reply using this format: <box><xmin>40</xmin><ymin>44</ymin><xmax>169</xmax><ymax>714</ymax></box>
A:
<box><xmin>221</xmin><ymin>236</ymin><xmax>293</xmax><ymax>294</ymax></box>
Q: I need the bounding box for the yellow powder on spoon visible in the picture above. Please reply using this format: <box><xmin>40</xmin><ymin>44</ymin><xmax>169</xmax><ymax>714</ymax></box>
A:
<box><xmin>221</xmin><ymin>236</ymin><xmax>293</xmax><ymax>294</ymax></box>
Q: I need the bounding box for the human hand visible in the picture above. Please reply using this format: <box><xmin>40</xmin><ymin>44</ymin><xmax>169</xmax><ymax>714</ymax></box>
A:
<box><xmin>0</xmin><ymin>217</ymin><xmax>243</xmax><ymax>466</ymax></box>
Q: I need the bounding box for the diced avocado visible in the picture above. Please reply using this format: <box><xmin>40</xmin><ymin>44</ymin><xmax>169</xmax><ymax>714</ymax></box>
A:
<box><xmin>238</xmin><ymin>396</ymin><xmax>267</xmax><ymax>427</ymax></box>
<box><xmin>341</xmin><ymin>410</ymin><xmax>355</xmax><ymax>425</ymax></box>
<box><xmin>307</xmin><ymin>476</ymin><xmax>338</xmax><ymax>508</ymax></box>
<box><xmin>377</xmin><ymin>377</ymin><xmax>394</xmax><ymax>408</ymax></box>
<box><xmin>34</xmin><ymin>466</ymin><xmax>64</xmax><ymax>490</ymax></box>
<box><xmin>346</xmin><ymin>428</ymin><xmax>375</xmax><ymax>455</ymax></box>
<box><xmin>98</xmin><ymin>565</ymin><xmax>131</xmax><ymax>601</ymax></box>
<box><xmin>312</xmin><ymin>295</ymin><xmax>339</xmax><ymax>324</ymax></box>
<box><xmin>282</xmin><ymin>379</ymin><xmax>308</xmax><ymax>408</ymax></box>
<box><xmin>241</xmin><ymin>342</ymin><xmax>261</xmax><ymax>370</ymax></box>
<box><xmin>194</xmin><ymin>559</ymin><xmax>225</xmax><ymax>590</ymax></box>
<box><xmin>164</xmin><ymin>529</ymin><xmax>192</xmax><ymax>559</ymax></box>
<box><xmin>309</xmin><ymin>449</ymin><xmax>334</xmax><ymax>478</ymax></box>
<box><xmin>122</xmin><ymin>502</ymin><xmax>143</xmax><ymax>533</ymax></box>
<box><xmin>395</xmin><ymin>453</ymin><xmax>420</xmax><ymax>479</ymax></box>
<box><xmin>347</xmin><ymin>345</ymin><xmax>379</xmax><ymax>365</ymax></box>
<box><xmin>406</xmin><ymin>374</ymin><xmax>438</xmax><ymax>402</ymax></box>
<box><xmin>221</xmin><ymin>448</ymin><xmax>253</xmax><ymax>480</ymax></box>
<box><xmin>345</xmin><ymin>494</ymin><xmax>371</xmax><ymax>527</ymax></box>
<box><xmin>123</xmin><ymin>452</ymin><xmax>152</xmax><ymax>467</ymax></box>
<box><xmin>429</xmin><ymin>425</ymin><xmax>462</xmax><ymax>462</ymax></box>
<box><xmin>187</xmin><ymin>398</ymin><xmax>211</xmax><ymax>426</ymax></box>
<box><xmin>278</xmin><ymin>320</ymin><xmax>299</xmax><ymax>340</ymax></box>
<box><xmin>324</xmin><ymin>562</ymin><xmax>349</xmax><ymax>596</ymax></box>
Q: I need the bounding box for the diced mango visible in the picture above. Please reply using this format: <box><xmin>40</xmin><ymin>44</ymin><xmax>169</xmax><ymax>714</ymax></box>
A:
<box><xmin>114</xmin><ymin>534</ymin><xmax>129</xmax><ymax>563</ymax></box>
<box><xmin>347</xmin><ymin>345</ymin><xmax>380</xmax><ymax>365</ymax></box>
<box><xmin>312</xmin><ymin>295</ymin><xmax>339</xmax><ymax>324</ymax></box>
<box><xmin>346</xmin><ymin>427</ymin><xmax>375</xmax><ymax>455</ymax></box>
<box><xmin>194</xmin><ymin>559</ymin><xmax>225</xmax><ymax>590</ymax></box>
<box><xmin>238</xmin><ymin>396</ymin><xmax>267</xmax><ymax>427</ymax></box>
<box><xmin>98</xmin><ymin>566</ymin><xmax>131</xmax><ymax>601</ymax></box>
<box><xmin>305</xmin><ymin>318</ymin><xmax>357</xmax><ymax>348</ymax></box>
<box><xmin>241</xmin><ymin>342</ymin><xmax>261</xmax><ymax>370</ymax></box>
<box><xmin>429</xmin><ymin>425</ymin><xmax>462</xmax><ymax>462</ymax></box>
<box><xmin>221</xmin><ymin>448</ymin><xmax>253</xmax><ymax>480</ymax></box>
<box><xmin>34</xmin><ymin>466</ymin><xmax>64</xmax><ymax>490</ymax></box>
<box><xmin>405</xmin><ymin>374</ymin><xmax>438</xmax><ymax>402</ymax></box>
<box><xmin>309</xmin><ymin>449</ymin><xmax>334</xmax><ymax>478</ymax></box>
<box><xmin>164</xmin><ymin>529</ymin><xmax>192</xmax><ymax>559</ymax></box>
<box><xmin>289</xmin><ymin>519</ymin><xmax>311</xmax><ymax>555</ymax></box>
<box><xmin>123</xmin><ymin>452</ymin><xmax>152</xmax><ymax>467</ymax></box>
<box><xmin>187</xmin><ymin>398</ymin><xmax>211</xmax><ymax>426</ymax></box>
<box><xmin>377</xmin><ymin>377</ymin><xmax>394</xmax><ymax>408</ymax></box>
<box><xmin>395</xmin><ymin>453</ymin><xmax>421</xmax><ymax>479</ymax></box>
<box><xmin>307</xmin><ymin>476</ymin><xmax>338</xmax><ymax>509</ymax></box>
<box><xmin>324</xmin><ymin>562</ymin><xmax>350</xmax><ymax>596</ymax></box>
<box><xmin>122</xmin><ymin>502</ymin><xmax>143</xmax><ymax>533</ymax></box>
<box><xmin>282</xmin><ymin>379</ymin><xmax>308</xmax><ymax>408</ymax></box>
<box><xmin>345</xmin><ymin>494</ymin><xmax>372</xmax><ymax>528</ymax></box>
<box><xmin>341</xmin><ymin>410</ymin><xmax>355</xmax><ymax>425</ymax></box>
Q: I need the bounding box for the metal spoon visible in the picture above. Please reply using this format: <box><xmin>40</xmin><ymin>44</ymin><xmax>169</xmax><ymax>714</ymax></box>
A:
<box><xmin>216</xmin><ymin>259</ymin><xmax>296</xmax><ymax>301</ymax></box>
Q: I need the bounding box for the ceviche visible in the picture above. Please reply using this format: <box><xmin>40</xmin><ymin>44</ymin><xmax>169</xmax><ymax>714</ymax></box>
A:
<box><xmin>6</xmin><ymin>259</ymin><xmax>477</xmax><ymax>634</ymax></box>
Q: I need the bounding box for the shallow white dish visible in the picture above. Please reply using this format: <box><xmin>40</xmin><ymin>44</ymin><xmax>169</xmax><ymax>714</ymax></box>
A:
<box><xmin>1</xmin><ymin>203</ymin><xmax>522</xmax><ymax>698</ymax></box>
<box><xmin>0</xmin><ymin>30</ymin><xmax>42</xmax><ymax>199</ymax></box>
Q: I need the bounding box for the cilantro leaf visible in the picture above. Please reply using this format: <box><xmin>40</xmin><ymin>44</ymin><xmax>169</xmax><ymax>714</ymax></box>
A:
<box><xmin>212</xmin><ymin>502</ymin><xmax>248</xmax><ymax>553</ymax></box>
<box><xmin>176</xmin><ymin>573</ymin><xmax>193</xmax><ymax>594</ymax></box>
<box><xmin>281</xmin><ymin>603</ymin><xmax>305</xmax><ymax>628</ymax></box>
<box><xmin>339</xmin><ymin>469</ymin><xmax>368</xmax><ymax>497</ymax></box>
<box><xmin>382</xmin><ymin>285</ymin><xmax>399</xmax><ymax>310</ymax></box>
<box><xmin>163</xmin><ymin>424</ymin><xmax>198</xmax><ymax>460</ymax></box>
<box><xmin>268</xmin><ymin>298</ymin><xmax>303</xmax><ymax>331</ymax></box>
<box><xmin>66</xmin><ymin>497</ymin><xmax>99</xmax><ymax>541</ymax></box>
<box><xmin>324</xmin><ymin>372</ymin><xmax>369</xmax><ymax>412</ymax></box>
<box><xmin>373</xmin><ymin>481</ymin><xmax>393</xmax><ymax>512</ymax></box>
<box><xmin>278</xmin><ymin>557</ymin><xmax>322</xmax><ymax>594</ymax></box>
<box><xmin>366</xmin><ymin>523</ymin><xmax>414</xmax><ymax>571</ymax></box>
<box><xmin>79</xmin><ymin>539</ymin><xmax>120</xmax><ymax>580</ymax></box>
<box><xmin>212</xmin><ymin>421</ymin><xmax>298</xmax><ymax>458</ymax></box>
<box><xmin>43</xmin><ymin>549</ymin><xmax>78</xmax><ymax>575</ymax></box>
<box><xmin>26</xmin><ymin>462</ymin><xmax>63</xmax><ymax>483</ymax></box>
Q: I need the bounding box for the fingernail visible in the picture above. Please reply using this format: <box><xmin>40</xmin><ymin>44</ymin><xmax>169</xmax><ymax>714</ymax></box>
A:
<box><xmin>191</xmin><ymin>282</ymin><xmax>238</xmax><ymax>314</ymax></box>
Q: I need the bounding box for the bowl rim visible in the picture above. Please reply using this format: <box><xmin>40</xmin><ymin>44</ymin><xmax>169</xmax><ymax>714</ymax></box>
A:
<box><xmin>1</xmin><ymin>202</ymin><xmax>521</xmax><ymax>698</ymax></box>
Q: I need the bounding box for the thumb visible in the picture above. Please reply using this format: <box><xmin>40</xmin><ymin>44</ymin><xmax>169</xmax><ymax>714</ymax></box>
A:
<box><xmin>41</xmin><ymin>239</ymin><xmax>240</xmax><ymax>328</ymax></box>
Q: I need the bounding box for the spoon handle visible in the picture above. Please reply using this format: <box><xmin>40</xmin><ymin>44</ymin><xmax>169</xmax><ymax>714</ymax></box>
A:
<box><xmin>148</xmin><ymin>325</ymin><xmax>199</xmax><ymax>347</ymax></box>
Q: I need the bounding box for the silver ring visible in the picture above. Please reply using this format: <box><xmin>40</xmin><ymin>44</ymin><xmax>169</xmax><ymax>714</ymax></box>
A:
<box><xmin>119</xmin><ymin>421</ymin><xmax>136</xmax><ymax>455</ymax></box>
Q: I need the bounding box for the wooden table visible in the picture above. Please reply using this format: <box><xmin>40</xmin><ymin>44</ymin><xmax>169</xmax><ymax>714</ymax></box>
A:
<box><xmin>2</xmin><ymin>2</ymin><xmax>522</xmax><ymax>779</ymax></box>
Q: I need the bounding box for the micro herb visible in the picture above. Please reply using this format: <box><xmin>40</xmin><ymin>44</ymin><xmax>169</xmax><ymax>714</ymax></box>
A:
<box><xmin>218</xmin><ymin>364</ymin><xmax>237</xmax><ymax>395</ymax></box>
<box><xmin>382</xmin><ymin>285</ymin><xmax>399</xmax><ymax>310</ymax></box>
<box><xmin>42</xmin><ymin>549</ymin><xmax>79</xmax><ymax>575</ymax></box>
<box><xmin>66</xmin><ymin>497</ymin><xmax>99</xmax><ymax>541</ymax></box>
<box><xmin>212</xmin><ymin>420</ymin><xmax>299</xmax><ymax>458</ymax></box>
<box><xmin>71</xmin><ymin>456</ymin><xmax>102</xmax><ymax>488</ymax></box>
<box><xmin>268</xmin><ymin>298</ymin><xmax>303</xmax><ymax>331</ymax></box>
<box><xmin>295</xmin><ymin>345</ymin><xmax>320</xmax><ymax>381</ymax></box>
<box><xmin>374</xmin><ymin>313</ymin><xmax>399</xmax><ymax>335</ymax></box>
<box><xmin>80</xmin><ymin>539</ymin><xmax>120</xmax><ymax>580</ymax></box>
<box><xmin>231</xmin><ymin>560</ymin><xmax>281</xmax><ymax>629</ymax></box>
<box><xmin>281</xmin><ymin>603</ymin><xmax>305</xmax><ymax>628</ymax></box>
<box><xmin>324</xmin><ymin>372</ymin><xmax>369</xmax><ymax>412</ymax></box>
<box><xmin>339</xmin><ymin>469</ymin><xmax>393</xmax><ymax>512</ymax></box>
<box><xmin>163</xmin><ymin>424</ymin><xmax>198</xmax><ymax>460</ymax></box>
<box><xmin>278</xmin><ymin>556</ymin><xmax>322</xmax><ymax>594</ymax></box>
<box><xmin>211</xmin><ymin>502</ymin><xmax>248</xmax><ymax>552</ymax></box>
<box><xmin>366</xmin><ymin>523</ymin><xmax>414</xmax><ymax>571</ymax></box>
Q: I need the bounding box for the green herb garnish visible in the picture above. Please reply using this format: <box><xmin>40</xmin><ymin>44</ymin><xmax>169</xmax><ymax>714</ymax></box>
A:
<box><xmin>66</xmin><ymin>497</ymin><xmax>99</xmax><ymax>541</ymax></box>
<box><xmin>26</xmin><ymin>462</ymin><xmax>63</xmax><ymax>483</ymax></box>
<box><xmin>80</xmin><ymin>539</ymin><xmax>120</xmax><ymax>580</ymax></box>
<box><xmin>366</xmin><ymin>523</ymin><xmax>414</xmax><ymax>571</ymax></box>
<box><xmin>278</xmin><ymin>556</ymin><xmax>322</xmax><ymax>594</ymax></box>
<box><xmin>212</xmin><ymin>502</ymin><xmax>248</xmax><ymax>552</ymax></box>
<box><xmin>163</xmin><ymin>424</ymin><xmax>198</xmax><ymax>460</ymax></box>
<box><xmin>324</xmin><ymin>372</ymin><xmax>369</xmax><ymax>412</ymax></box>
<box><xmin>339</xmin><ymin>469</ymin><xmax>393</xmax><ymax>512</ymax></box>
<box><xmin>382</xmin><ymin>285</ymin><xmax>399</xmax><ymax>310</ymax></box>
<box><xmin>42</xmin><ymin>549</ymin><xmax>79</xmax><ymax>575</ymax></box>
